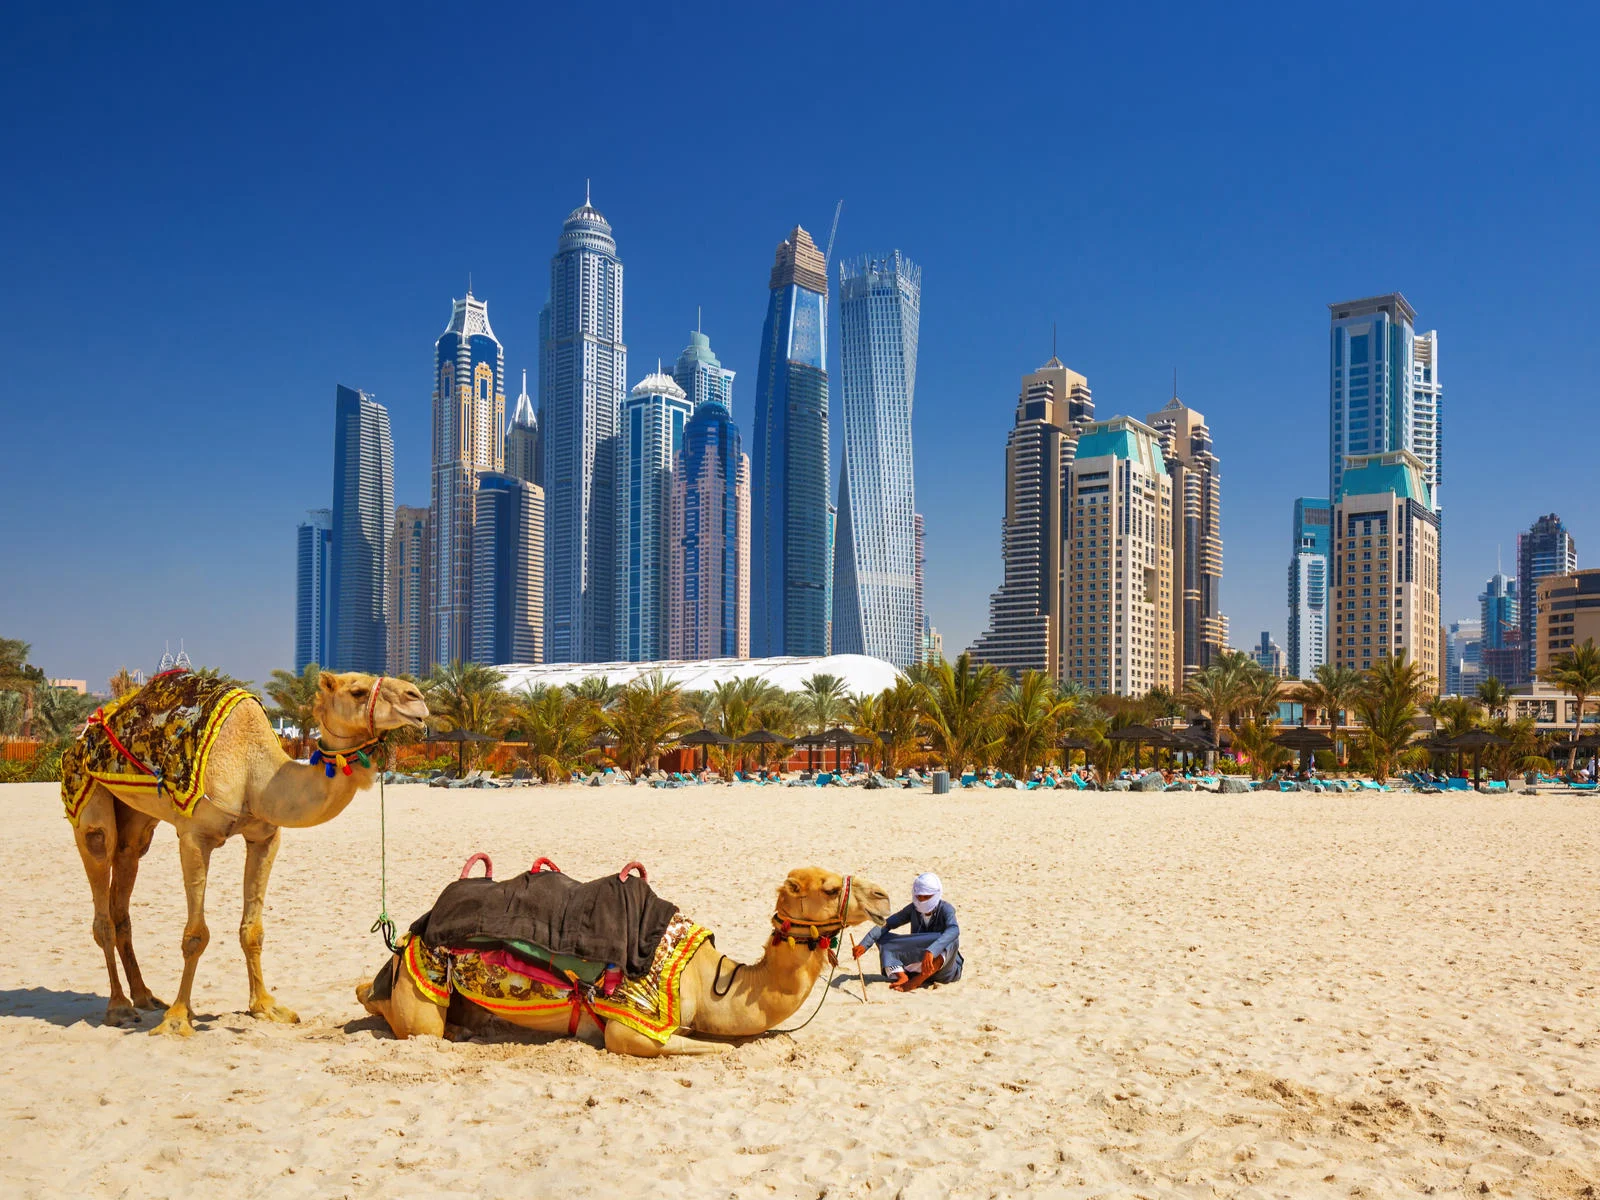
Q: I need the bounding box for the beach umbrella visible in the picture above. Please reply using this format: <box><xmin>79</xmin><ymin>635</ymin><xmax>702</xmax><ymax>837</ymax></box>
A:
<box><xmin>1273</xmin><ymin>726</ymin><xmax>1334</xmax><ymax>772</ymax></box>
<box><xmin>1442</xmin><ymin>728</ymin><xmax>1510</xmax><ymax>788</ymax></box>
<box><xmin>676</xmin><ymin>727</ymin><xmax>732</xmax><ymax>773</ymax></box>
<box><xmin>735</xmin><ymin>728</ymin><xmax>793</xmax><ymax>772</ymax></box>
<box><xmin>1059</xmin><ymin>734</ymin><xmax>1096</xmax><ymax>768</ymax></box>
<box><xmin>427</xmin><ymin>727</ymin><xmax>497</xmax><ymax>776</ymax></box>
<box><xmin>794</xmin><ymin>730</ymin><xmax>830</xmax><ymax>773</ymax></box>
<box><xmin>1105</xmin><ymin>724</ymin><xmax>1168</xmax><ymax>772</ymax></box>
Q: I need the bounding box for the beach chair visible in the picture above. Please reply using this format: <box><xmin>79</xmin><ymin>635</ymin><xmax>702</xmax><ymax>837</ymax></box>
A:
<box><xmin>815</xmin><ymin>773</ymin><xmax>835</xmax><ymax>786</ymax></box>
<box><xmin>1568</xmin><ymin>781</ymin><xmax>1598</xmax><ymax>792</ymax></box>
<box><xmin>1443</xmin><ymin>777</ymin><xmax>1471</xmax><ymax>792</ymax></box>
<box><xmin>960</xmin><ymin>773</ymin><xmax>977</xmax><ymax>788</ymax></box>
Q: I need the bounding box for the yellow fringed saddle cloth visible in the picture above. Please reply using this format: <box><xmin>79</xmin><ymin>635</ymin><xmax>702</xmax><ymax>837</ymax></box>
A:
<box><xmin>61</xmin><ymin>670</ymin><xmax>260</xmax><ymax>826</ymax></box>
<box><xmin>402</xmin><ymin>911</ymin><xmax>713</xmax><ymax>1045</ymax></box>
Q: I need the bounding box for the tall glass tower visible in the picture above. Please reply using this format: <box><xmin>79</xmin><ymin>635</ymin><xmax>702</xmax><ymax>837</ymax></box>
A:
<box><xmin>1518</xmin><ymin>513</ymin><xmax>1578</xmax><ymax>679</ymax></box>
<box><xmin>541</xmin><ymin>189</ymin><xmax>626</xmax><ymax>663</ymax></box>
<box><xmin>505</xmin><ymin>369</ymin><xmax>541</xmax><ymax>488</ymax></box>
<box><xmin>832</xmin><ymin>251</ymin><xmax>921</xmax><ymax>668</ymax></box>
<box><xmin>295</xmin><ymin>508</ymin><xmax>333</xmax><ymax>673</ymax></box>
<box><xmin>1286</xmin><ymin>497</ymin><xmax>1331</xmax><ymax>680</ymax></box>
<box><xmin>618</xmin><ymin>372</ymin><xmax>692</xmax><ymax>661</ymax></box>
<box><xmin>428</xmin><ymin>291</ymin><xmax>504</xmax><ymax>669</ymax></box>
<box><xmin>751</xmin><ymin>226</ymin><xmax>829</xmax><ymax>657</ymax></box>
<box><xmin>668</xmin><ymin>391</ymin><xmax>750</xmax><ymax>660</ymax></box>
<box><xmin>330</xmin><ymin>385</ymin><xmax>394</xmax><ymax>674</ymax></box>
<box><xmin>673</xmin><ymin>327</ymin><xmax>735</xmax><ymax>418</ymax></box>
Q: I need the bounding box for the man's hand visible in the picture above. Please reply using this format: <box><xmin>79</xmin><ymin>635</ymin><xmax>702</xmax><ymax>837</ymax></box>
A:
<box><xmin>852</xmin><ymin>942</ymin><xmax>868</xmax><ymax>960</ymax></box>
<box><xmin>920</xmin><ymin>951</ymin><xmax>939</xmax><ymax>978</ymax></box>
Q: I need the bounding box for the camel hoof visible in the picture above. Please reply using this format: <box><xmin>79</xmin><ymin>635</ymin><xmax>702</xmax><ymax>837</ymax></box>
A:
<box><xmin>134</xmin><ymin>993</ymin><xmax>167</xmax><ymax>1012</ymax></box>
<box><xmin>150</xmin><ymin>1013</ymin><xmax>195</xmax><ymax>1037</ymax></box>
<box><xmin>105</xmin><ymin>1003</ymin><xmax>142</xmax><ymax>1028</ymax></box>
<box><xmin>252</xmin><ymin>1003</ymin><xmax>300</xmax><ymax>1025</ymax></box>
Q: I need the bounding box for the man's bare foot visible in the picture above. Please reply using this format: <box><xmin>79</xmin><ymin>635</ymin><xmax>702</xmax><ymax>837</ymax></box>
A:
<box><xmin>887</xmin><ymin>970</ymin><xmax>910</xmax><ymax>991</ymax></box>
<box><xmin>908</xmin><ymin>955</ymin><xmax>944</xmax><ymax>989</ymax></box>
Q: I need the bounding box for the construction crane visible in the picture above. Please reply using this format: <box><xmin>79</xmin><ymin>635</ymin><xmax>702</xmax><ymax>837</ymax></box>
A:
<box><xmin>823</xmin><ymin>199</ymin><xmax>843</xmax><ymax>267</ymax></box>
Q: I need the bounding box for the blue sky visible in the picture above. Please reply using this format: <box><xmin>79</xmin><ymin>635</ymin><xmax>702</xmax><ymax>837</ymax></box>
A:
<box><xmin>2</xmin><ymin>3</ymin><xmax>1595</xmax><ymax>690</ymax></box>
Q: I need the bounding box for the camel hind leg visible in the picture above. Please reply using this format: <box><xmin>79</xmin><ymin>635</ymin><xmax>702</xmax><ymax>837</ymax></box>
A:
<box><xmin>71</xmin><ymin>785</ymin><xmax>137</xmax><ymax>1026</ymax></box>
<box><xmin>110</xmin><ymin>801</ymin><xmax>164</xmax><ymax>1011</ymax></box>
<box><xmin>356</xmin><ymin>955</ymin><xmax>446</xmax><ymax>1040</ymax></box>
<box><xmin>604</xmin><ymin>1022</ymin><xmax>732</xmax><ymax>1057</ymax></box>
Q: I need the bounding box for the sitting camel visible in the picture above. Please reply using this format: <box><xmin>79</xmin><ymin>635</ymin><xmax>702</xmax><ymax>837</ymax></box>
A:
<box><xmin>65</xmin><ymin>671</ymin><xmax>428</xmax><ymax>1035</ymax></box>
<box><xmin>357</xmin><ymin>866</ymin><xmax>889</xmax><ymax>1056</ymax></box>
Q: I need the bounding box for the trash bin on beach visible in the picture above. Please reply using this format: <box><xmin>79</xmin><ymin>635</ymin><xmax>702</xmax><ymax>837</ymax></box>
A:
<box><xmin>931</xmin><ymin>770</ymin><xmax>950</xmax><ymax>794</ymax></box>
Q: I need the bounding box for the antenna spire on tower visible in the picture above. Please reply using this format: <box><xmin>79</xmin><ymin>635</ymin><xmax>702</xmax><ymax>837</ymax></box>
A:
<box><xmin>585</xmin><ymin>177</ymin><xmax>591</xmax><ymax>206</ymax></box>
<box><xmin>697</xmin><ymin>305</ymin><xmax>702</xmax><ymax>333</ymax></box>
<box><xmin>1051</xmin><ymin>321</ymin><xmax>1057</xmax><ymax>360</ymax></box>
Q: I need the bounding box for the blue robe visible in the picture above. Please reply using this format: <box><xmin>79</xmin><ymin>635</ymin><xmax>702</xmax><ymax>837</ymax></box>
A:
<box><xmin>857</xmin><ymin>900</ymin><xmax>963</xmax><ymax>983</ymax></box>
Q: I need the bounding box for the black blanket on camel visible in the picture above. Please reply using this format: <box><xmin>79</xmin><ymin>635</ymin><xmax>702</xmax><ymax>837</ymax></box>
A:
<box><xmin>408</xmin><ymin>869</ymin><xmax>678</xmax><ymax>979</ymax></box>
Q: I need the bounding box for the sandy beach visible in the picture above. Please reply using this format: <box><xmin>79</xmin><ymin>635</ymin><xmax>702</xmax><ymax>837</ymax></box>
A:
<box><xmin>3</xmin><ymin>779</ymin><xmax>1599</xmax><ymax>1198</ymax></box>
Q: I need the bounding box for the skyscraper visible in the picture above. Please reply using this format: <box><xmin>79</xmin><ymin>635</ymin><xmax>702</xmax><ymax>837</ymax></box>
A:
<box><xmin>1329</xmin><ymin>450</ymin><xmax>1441</xmax><ymax>689</ymax></box>
<box><xmin>751</xmin><ymin>226</ymin><xmax>829</xmax><ymax>657</ymax></box>
<box><xmin>542</xmin><ymin>189</ymin><xmax>626</xmax><ymax>664</ymax></box>
<box><xmin>913</xmin><ymin>512</ymin><xmax>926</xmax><ymax>665</ymax></box>
<box><xmin>428</xmin><ymin>291</ymin><xmax>505</xmax><ymax>669</ymax></box>
<box><xmin>470</xmin><ymin>471</ymin><xmax>545</xmax><ymax>666</ymax></box>
<box><xmin>1147</xmin><ymin>395</ymin><xmax>1225</xmax><ymax>678</ymax></box>
<box><xmin>969</xmin><ymin>357</ymin><xmax>1093</xmax><ymax>677</ymax></box>
<box><xmin>1446</xmin><ymin>617</ymin><xmax>1482</xmax><ymax>697</ymax></box>
<box><xmin>1062</xmin><ymin>417</ymin><xmax>1174</xmax><ymax>696</ymax></box>
<box><xmin>295</xmin><ymin>508</ymin><xmax>333</xmax><ymax>673</ymax></box>
<box><xmin>1252</xmin><ymin>632</ymin><xmax>1285</xmax><ymax>677</ymax></box>
<box><xmin>1286</xmin><ymin>497</ymin><xmax>1331</xmax><ymax>680</ymax></box>
<box><xmin>1518</xmin><ymin>514</ymin><xmax>1578</xmax><ymax>679</ymax></box>
<box><xmin>672</xmin><ymin>326</ymin><xmax>735</xmax><ymax>418</ymax></box>
<box><xmin>830</xmin><ymin>251</ymin><xmax>922</xmax><ymax>668</ymax></box>
<box><xmin>330</xmin><ymin>385</ymin><xmax>394</xmax><ymax>674</ymax></box>
<box><xmin>505</xmin><ymin>369</ymin><xmax>541</xmax><ymax>488</ymax></box>
<box><xmin>618</xmin><ymin>371</ymin><xmax>692</xmax><ymax>662</ymax></box>
<box><xmin>667</xmin><ymin>390</ymin><xmax>750</xmax><ymax>660</ymax></box>
<box><xmin>387</xmin><ymin>506</ymin><xmax>429</xmax><ymax>677</ymax></box>
<box><xmin>1328</xmin><ymin>294</ymin><xmax>1442</xmax><ymax>510</ymax></box>
<box><xmin>1480</xmin><ymin>571</ymin><xmax>1519</xmax><ymax>649</ymax></box>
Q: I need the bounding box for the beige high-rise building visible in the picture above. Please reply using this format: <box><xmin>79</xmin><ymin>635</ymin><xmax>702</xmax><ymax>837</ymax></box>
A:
<box><xmin>1330</xmin><ymin>450</ymin><xmax>1441</xmax><ymax>689</ymax></box>
<box><xmin>387</xmin><ymin>506</ymin><xmax>429</xmax><ymax>677</ymax></box>
<box><xmin>970</xmin><ymin>357</ymin><xmax>1094</xmax><ymax>678</ymax></box>
<box><xmin>1063</xmin><ymin>416</ymin><xmax>1175</xmax><ymax>695</ymax></box>
<box><xmin>1535</xmin><ymin>570</ymin><xmax>1600</xmax><ymax>676</ymax></box>
<box><xmin>1147</xmin><ymin>395</ymin><xmax>1226</xmax><ymax>679</ymax></box>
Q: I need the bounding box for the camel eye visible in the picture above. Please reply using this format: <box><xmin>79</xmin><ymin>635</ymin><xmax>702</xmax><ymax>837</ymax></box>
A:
<box><xmin>351</xmin><ymin>689</ymin><xmax>368</xmax><ymax>699</ymax></box>
<box><xmin>824</xmin><ymin>886</ymin><xmax>841</xmax><ymax>897</ymax></box>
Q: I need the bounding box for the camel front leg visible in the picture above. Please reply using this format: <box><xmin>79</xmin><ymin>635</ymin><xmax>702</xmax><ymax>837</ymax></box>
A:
<box><xmin>240</xmin><ymin>827</ymin><xmax>296</xmax><ymax>1023</ymax></box>
<box><xmin>72</xmin><ymin>791</ymin><xmax>136</xmax><ymax>1027</ymax></box>
<box><xmin>152</xmin><ymin>831</ymin><xmax>219</xmax><ymax>1037</ymax></box>
<box><xmin>604</xmin><ymin>1022</ymin><xmax>733</xmax><ymax>1057</ymax></box>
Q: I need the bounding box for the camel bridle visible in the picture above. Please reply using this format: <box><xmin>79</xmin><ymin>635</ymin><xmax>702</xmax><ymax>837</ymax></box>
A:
<box><xmin>770</xmin><ymin>873</ymin><xmax>853</xmax><ymax>956</ymax></box>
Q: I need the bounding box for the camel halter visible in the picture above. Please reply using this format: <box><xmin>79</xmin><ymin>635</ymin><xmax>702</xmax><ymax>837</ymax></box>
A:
<box><xmin>311</xmin><ymin>677</ymin><xmax>388</xmax><ymax>777</ymax></box>
<box><xmin>770</xmin><ymin>874</ymin><xmax>853</xmax><ymax>956</ymax></box>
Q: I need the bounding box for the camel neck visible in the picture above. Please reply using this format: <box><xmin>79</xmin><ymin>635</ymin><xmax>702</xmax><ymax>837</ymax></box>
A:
<box><xmin>250</xmin><ymin>757</ymin><xmax>374</xmax><ymax>828</ymax></box>
<box><xmin>688</xmin><ymin>940</ymin><xmax>829</xmax><ymax>1038</ymax></box>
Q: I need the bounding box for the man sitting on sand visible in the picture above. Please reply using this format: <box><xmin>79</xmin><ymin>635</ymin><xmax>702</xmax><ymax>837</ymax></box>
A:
<box><xmin>853</xmin><ymin>872</ymin><xmax>963</xmax><ymax>990</ymax></box>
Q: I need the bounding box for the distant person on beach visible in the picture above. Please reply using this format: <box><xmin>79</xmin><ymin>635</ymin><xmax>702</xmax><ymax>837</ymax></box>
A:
<box><xmin>854</xmin><ymin>872</ymin><xmax>963</xmax><ymax>990</ymax></box>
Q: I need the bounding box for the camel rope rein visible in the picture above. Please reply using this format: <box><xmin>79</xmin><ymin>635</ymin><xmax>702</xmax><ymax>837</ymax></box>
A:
<box><xmin>768</xmin><ymin>874</ymin><xmax>851</xmax><ymax>1035</ymax></box>
<box><xmin>353</xmin><ymin>677</ymin><xmax>404</xmax><ymax>955</ymax></box>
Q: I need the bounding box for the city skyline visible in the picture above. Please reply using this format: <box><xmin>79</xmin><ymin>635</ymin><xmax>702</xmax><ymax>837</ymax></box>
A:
<box><xmin>6</xmin><ymin>7</ymin><xmax>1597</xmax><ymax>690</ymax></box>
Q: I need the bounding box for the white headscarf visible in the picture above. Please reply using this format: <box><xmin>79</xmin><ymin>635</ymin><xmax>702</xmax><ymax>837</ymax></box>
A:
<box><xmin>911</xmin><ymin>872</ymin><xmax>943</xmax><ymax>916</ymax></box>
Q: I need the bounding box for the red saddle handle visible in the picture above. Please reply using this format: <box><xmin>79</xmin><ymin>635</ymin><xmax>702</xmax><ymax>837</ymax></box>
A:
<box><xmin>531</xmin><ymin>856</ymin><xmax>561</xmax><ymax>874</ymax></box>
<box><xmin>618</xmin><ymin>861</ymin><xmax>647</xmax><ymax>882</ymax></box>
<box><xmin>459</xmin><ymin>852</ymin><xmax>493</xmax><ymax>880</ymax></box>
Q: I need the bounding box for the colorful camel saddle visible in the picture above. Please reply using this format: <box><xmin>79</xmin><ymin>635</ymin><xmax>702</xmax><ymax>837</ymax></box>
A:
<box><xmin>408</xmin><ymin>859</ymin><xmax>679</xmax><ymax>981</ymax></box>
<box><xmin>398</xmin><ymin>912</ymin><xmax>713</xmax><ymax>1045</ymax></box>
<box><xmin>61</xmin><ymin>669</ymin><xmax>260</xmax><ymax>826</ymax></box>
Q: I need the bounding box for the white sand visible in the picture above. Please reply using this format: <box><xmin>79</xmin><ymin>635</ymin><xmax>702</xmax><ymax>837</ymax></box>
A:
<box><xmin>3</xmin><ymin>780</ymin><xmax>1599</xmax><ymax>1198</ymax></box>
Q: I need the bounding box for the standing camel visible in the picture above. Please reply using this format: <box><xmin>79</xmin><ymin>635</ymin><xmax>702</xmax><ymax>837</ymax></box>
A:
<box><xmin>357</xmin><ymin>866</ymin><xmax>890</xmax><ymax>1056</ymax></box>
<box><xmin>64</xmin><ymin>671</ymin><xmax>428</xmax><ymax>1035</ymax></box>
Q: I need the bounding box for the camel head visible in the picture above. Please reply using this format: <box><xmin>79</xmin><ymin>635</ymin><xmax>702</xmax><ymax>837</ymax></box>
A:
<box><xmin>315</xmin><ymin>672</ymin><xmax>429</xmax><ymax>742</ymax></box>
<box><xmin>776</xmin><ymin>867</ymin><xmax>890</xmax><ymax>930</ymax></box>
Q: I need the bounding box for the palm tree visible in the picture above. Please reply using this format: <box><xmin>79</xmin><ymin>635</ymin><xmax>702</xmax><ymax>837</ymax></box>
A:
<box><xmin>265</xmin><ymin>663</ymin><xmax>323</xmax><ymax>757</ymax></box>
<box><xmin>1233</xmin><ymin>716</ymin><xmax>1289</xmax><ymax>781</ymax></box>
<box><xmin>606</xmin><ymin>671</ymin><xmax>692</xmax><ymax>775</ymax></box>
<box><xmin>916</xmin><ymin>652</ymin><xmax>1003</xmax><ymax>774</ymax></box>
<box><xmin>1540</xmin><ymin>639</ymin><xmax>1600</xmax><ymax>766</ymax></box>
<box><xmin>874</xmin><ymin>677</ymin><xmax>924</xmax><ymax>773</ymax></box>
<box><xmin>30</xmin><ymin>685</ymin><xmax>97</xmax><ymax>741</ymax></box>
<box><xmin>1180</xmin><ymin>650</ymin><xmax>1259</xmax><ymax>740</ymax></box>
<box><xmin>1296</xmin><ymin>663</ymin><xmax>1364</xmax><ymax>767</ymax></box>
<box><xmin>995</xmin><ymin>670</ymin><xmax>1072</xmax><ymax>777</ymax></box>
<box><xmin>1241</xmin><ymin>669</ymin><xmax>1283</xmax><ymax>725</ymax></box>
<box><xmin>680</xmin><ymin>689</ymin><xmax>718</xmax><ymax>730</ymax></box>
<box><xmin>797</xmin><ymin>673</ymin><xmax>848</xmax><ymax>733</ymax></box>
<box><xmin>510</xmin><ymin>685</ymin><xmax>599</xmax><ymax>782</ymax></box>
<box><xmin>1475</xmin><ymin>676</ymin><xmax>1511</xmax><ymax>720</ymax></box>
<box><xmin>1352</xmin><ymin>652</ymin><xmax>1429</xmax><ymax>782</ymax></box>
<box><xmin>108</xmin><ymin>667</ymin><xmax>140</xmax><ymax>699</ymax></box>
<box><xmin>0</xmin><ymin>638</ymin><xmax>44</xmax><ymax>740</ymax></box>
<box><xmin>426</xmin><ymin>661</ymin><xmax>511</xmax><ymax>769</ymax></box>
<box><xmin>567</xmin><ymin>675</ymin><xmax>623</xmax><ymax>709</ymax></box>
<box><xmin>1428</xmin><ymin>694</ymin><xmax>1483</xmax><ymax>739</ymax></box>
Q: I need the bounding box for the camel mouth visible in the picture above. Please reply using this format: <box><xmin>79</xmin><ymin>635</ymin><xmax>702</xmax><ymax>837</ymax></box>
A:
<box><xmin>863</xmin><ymin>903</ymin><xmax>891</xmax><ymax>927</ymax></box>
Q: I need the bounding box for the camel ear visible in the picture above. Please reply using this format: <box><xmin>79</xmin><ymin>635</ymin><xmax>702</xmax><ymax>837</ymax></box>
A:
<box><xmin>318</xmin><ymin>671</ymin><xmax>340</xmax><ymax>694</ymax></box>
<box><xmin>782</xmin><ymin>876</ymin><xmax>804</xmax><ymax>896</ymax></box>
